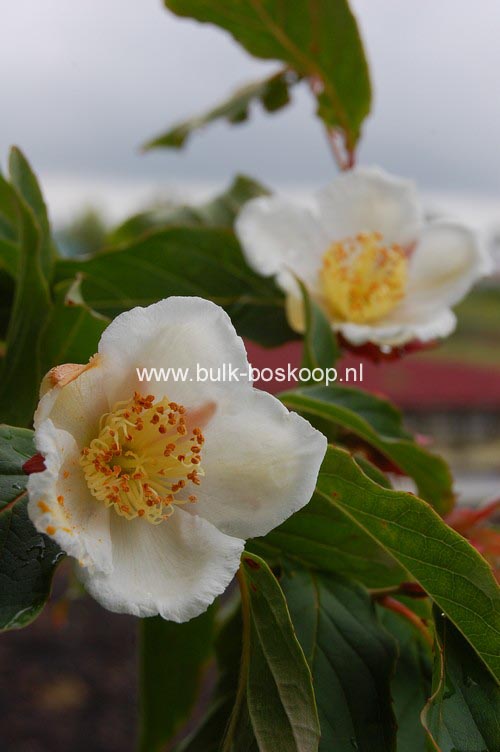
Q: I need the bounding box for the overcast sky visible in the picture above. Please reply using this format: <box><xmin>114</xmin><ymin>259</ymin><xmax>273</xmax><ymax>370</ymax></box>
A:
<box><xmin>1</xmin><ymin>0</ymin><xmax>500</xmax><ymax>198</ymax></box>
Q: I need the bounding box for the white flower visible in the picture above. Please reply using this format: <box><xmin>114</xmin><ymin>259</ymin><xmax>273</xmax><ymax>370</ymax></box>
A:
<box><xmin>236</xmin><ymin>167</ymin><xmax>492</xmax><ymax>347</ymax></box>
<box><xmin>28</xmin><ymin>297</ymin><xmax>326</xmax><ymax>623</ymax></box>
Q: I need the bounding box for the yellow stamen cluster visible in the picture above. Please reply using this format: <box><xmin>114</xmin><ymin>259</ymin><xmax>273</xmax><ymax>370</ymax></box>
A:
<box><xmin>80</xmin><ymin>392</ymin><xmax>204</xmax><ymax>524</ymax></box>
<box><xmin>320</xmin><ymin>231</ymin><xmax>408</xmax><ymax>324</ymax></box>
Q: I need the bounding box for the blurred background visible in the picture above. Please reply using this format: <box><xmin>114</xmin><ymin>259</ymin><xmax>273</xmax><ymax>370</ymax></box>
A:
<box><xmin>1</xmin><ymin>0</ymin><xmax>500</xmax><ymax>228</ymax></box>
<box><xmin>1</xmin><ymin>1</ymin><xmax>499</xmax><ymax>750</ymax></box>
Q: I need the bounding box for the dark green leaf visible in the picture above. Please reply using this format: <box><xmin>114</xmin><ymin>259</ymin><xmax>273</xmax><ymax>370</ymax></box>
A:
<box><xmin>299</xmin><ymin>280</ymin><xmax>339</xmax><ymax>375</ymax></box>
<box><xmin>39</xmin><ymin>277</ymin><xmax>109</xmax><ymax>375</ymax></box>
<box><xmin>282</xmin><ymin>567</ymin><xmax>397</xmax><ymax>752</ymax></box>
<box><xmin>0</xmin><ymin>174</ymin><xmax>53</xmax><ymax>426</ymax></box>
<box><xmin>422</xmin><ymin>608</ymin><xmax>500</xmax><ymax>752</ymax></box>
<box><xmin>0</xmin><ymin>425</ymin><xmax>63</xmax><ymax>630</ymax></box>
<box><xmin>145</xmin><ymin>69</ymin><xmax>297</xmax><ymax>150</ymax></box>
<box><xmin>139</xmin><ymin>606</ymin><xmax>216</xmax><ymax>752</ymax></box>
<box><xmin>0</xmin><ymin>169</ymin><xmax>20</xmax><ymax>245</ymax></box>
<box><xmin>0</xmin><ymin>271</ymin><xmax>15</xmax><ymax>341</ymax></box>
<box><xmin>163</xmin><ymin>0</ymin><xmax>371</xmax><ymax>148</ymax></box>
<box><xmin>280</xmin><ymin>385</ymin><xmax>454</xmax><ymax>513</ymax></box>
<box><xmin>379</xmin><ymin>609</ymin><xmax>432</xmax><ymax>752</ymax></box>
<box><xmin>9</xmin><ymin>147</ymin><xmax>56</xmax><ymax>281</ymax></box>
<box><xmin>0</xmin><ymin>236</ymin><xmax>18</xmax><ymax>279</ymax></box>
<box><xmin>55</xmin><ymin>226</ymin><xmax>295</xmax><ymax>347</ymax></box>
<box><xmin>316</xmin><ymin>446</ymin><xmax>500</xmax><ymax>682</ymax></box>
<box><xmin>353</xmin><ymin>454</ymin><xmax>392</xmax><ymax>488</ymax></box>
<box><xmin>176</xmin><ymin>605</ymin><xmax>244</xmax><ymax>752</ymax></box>
<box><xmin>223</xmin><ymin>554</ymin><xmax>320</xmax><ymax>752</ymax></box>
<box><xmin>0</xmin><ymin>170</ymin><xmax>20</xmax><ymax>278</ymax></box>
<box><xmin>108</xmin><ymin>175</ymin><xmax>270</xmax><ymax>245</ymax></box>
<box><xmin>248</xmin><ymin>491</ymin><xmax>404</xmax><ymax>588</ymax></box>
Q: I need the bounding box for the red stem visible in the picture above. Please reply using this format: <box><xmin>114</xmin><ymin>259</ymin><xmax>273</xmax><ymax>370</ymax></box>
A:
<box><xmin>446</xmin><ymin>498</ymin><xmax>500</xmax><ymax>534</ymax></box>
<box><xmin>378</xmin><ymin>596</ymin><xmax>433</xmax><ymax>647</ymax></box>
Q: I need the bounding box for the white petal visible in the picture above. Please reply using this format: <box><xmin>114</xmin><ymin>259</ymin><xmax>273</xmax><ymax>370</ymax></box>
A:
<box><xmin>28</xmin><ymin>419</ymin><xmax>112</xmax><ymax>573</ymax></box>
<box><xmin>316</xmin><ymin>167</ymin><xmax>422</xmax><ymax>247</ymax></box>
<box><xmin>407</xmin><ymin>221</ymin><xmax>492</xmax><ymax>307</ymax></box>
<box><xmin>193</xmin><ymin>388</ymin><xmax>327</xmax><ymax>539</ymax></box>
<box><xmin>236</xmin><ymin>195</ymin><xmax>328</xmax><ymax>288</ymax></box>
<box><xmin>78</xmin><ymin>509</ymin><xmax>244</xmax><ymax>623</ymax></box>
<box><xmin>97</xmin><ymin>296</ymin><xmax>251</xmax><ymax>407</ymax></box>
<box><xmin>34</xmin><ymin>359</ymin><xmax>109</xmax><ymax>448</ymax></box>
<box><xmin>335</xmin><ymin>307</ymin><xmax>456</xmax><ymax>347</ymax></box>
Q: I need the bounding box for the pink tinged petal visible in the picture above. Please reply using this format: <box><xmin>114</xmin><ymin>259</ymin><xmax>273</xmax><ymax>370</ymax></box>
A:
<box><xmin>194</xmin><ymin>389</ymin><xmax>327</xmax><ymax>540</ymax></box>
<box><xmin>407</xmin><ymin>221</ymin><xmax>492</xmax><ymax>308</ymax></box>
<box><xmin>28</xmin><ymin>420</ymin><xmax>112</xmax><ymax>574</ymax></box>
<box><xmin>97</xmin><ymin>296</ymin><xmax>251</xmax><ymax>407</ymax></box>
<box><xmin>316</xmin><ymin>167</ymin><xmax>422</xmax><ymax>247</ymax></box>
<box><xmin>34</xmin><ymin>359</ymin><xmax>109</xmax><ymax>448</ymax></box>
<box><xmin>78</xmin><ymin>509</ymin><xmax>244</xmax><ymax>623</ymax></box>
<box><xmin>235</xmin><ymin>195</ymin><xmax>329</xmax><ymax>290</ymax></box>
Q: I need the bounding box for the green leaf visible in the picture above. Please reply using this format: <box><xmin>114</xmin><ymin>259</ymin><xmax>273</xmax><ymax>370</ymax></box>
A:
<box><xmin>223</xmin><ymin>553</ymin><xmax>320</xmax><ymax>752</ymax></box>
<box><xmin>0</xmin><ymin>169</ymin><xmax>53</xmax><ymax>426</ymax></box>
<box><xmin>379</xmin><ymin>609</ymin><xmax>432</xmax><ymax>752</ymax></box>
<box><xmin>0</xmin><ymin>425</ymin><xmax>63</xmax><ymax>630</ymax></box>
<box><xmin>422</xmin><ymin>608</ymin><xmax>500</xmax><ymax>752</ymax></box>
<box><xmin>353</xmin><ymin>454</ymin><xmax>393</xmax><ymax>489</ymax></box>
<box><xmin>299</xmin><ymin>280</ymin><xmax>339</xmax><ymax>375</ymax></box>
<box><xmin>163</xmin><ymin>0</ymin><xmax>371</xmax><ymax>149</ymax></box>
<box><xmin>0</xmin><ymin>170</ymin><xmax>20</xmax><ymax>278</ymax></box>
<box><xmin>282</xmin><ymin>567</ymin><xmax>398</xmax><ymax>752</ymax></box>
<box><xmin>55</xmin><ymin>226</ymin><xmax>295</xmax><ymax>347</ymax></box>
<box><xmin>145</xmin><ymin>69</ymin><xmax>297</xmax><ymax>150</ymax></box>
<box><xmin>176</xmin><ymin>605</ymin><xmax>244</xmax><ymax>752</ymax></box>
<box><xmin>9</xmin><ymin>147</ymin><xmax>56</xmax><ymax>281</ymax></box>
<box><xmin>0</xmin><ymin>236</ymin><xmax>18</xmax><ymax>279</ymax></box>
<box><xmin>0</xmin><ymin>169</ymin><xmax>20</xmax><ymax>245</ymax></box>
<box><xmin>108</xmin><ymin>174</ymin><xmax>270</xmax><ymax>245</ymax></box>
<box><xmin>316</xmin><ymin>446</ymin><xmax>500</xmax><ymax>682</ymax></box>
<box><xmin>0</xmin><ymin>270</ymin><xmax>15</xmax><ymax>341</ymax></box>
<box><xmin>39</xmin><ymin>277</ymin><xmax>109</xmax><ymax>375</ymax></box>
<box><xmin>139</xmin><ymin>606</ymin><xmax>216</xmax><ymax>752</ymax></box>
<box><xmin>280</xmin><ymin>385</ymin><xmax>454</xmax><ymax>513</ymax></box>
<box><xmin>248</xmin><ymin>491</ymin><xmax>404</xmax><ymax>588</ymax></box>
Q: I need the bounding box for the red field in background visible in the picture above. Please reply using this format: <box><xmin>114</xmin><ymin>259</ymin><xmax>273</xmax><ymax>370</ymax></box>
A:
<box><xmin>245</xmin><ymin>340</ymin><xmax>500</xmax><ymax>410</ymax></box>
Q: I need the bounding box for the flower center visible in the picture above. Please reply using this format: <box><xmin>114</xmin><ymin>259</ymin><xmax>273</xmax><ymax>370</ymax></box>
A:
<box><xmin>320</xmin><ymin>232</ymin><xmax>408</xmax><ymax>324</ymax></box>
<box><xmin>80</xmin><ymin>392</ymin><xmax>204</xmax><ymax>524</ymax></box>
